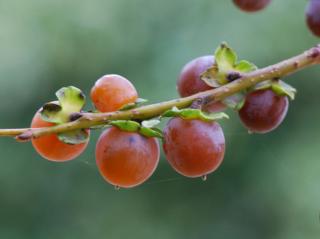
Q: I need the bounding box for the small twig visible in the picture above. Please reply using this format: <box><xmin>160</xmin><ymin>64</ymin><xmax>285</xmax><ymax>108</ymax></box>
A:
<box><xmin>0</xmin><ymin>45</ymin><xmax>320</xmax><ymax>141</ymax></box>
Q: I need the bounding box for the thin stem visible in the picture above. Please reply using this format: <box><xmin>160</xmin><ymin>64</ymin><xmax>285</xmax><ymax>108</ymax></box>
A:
<box><xmin>1</xmin><ymin>45</ymin><xmax>320</xmax><ymax>141</ymax></box>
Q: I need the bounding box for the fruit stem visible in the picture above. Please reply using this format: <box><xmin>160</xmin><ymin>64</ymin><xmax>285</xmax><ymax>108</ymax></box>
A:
<box><xmin>1</xmin><ymin>44</ymin><xmax>320</xmax><ymax>141</ymax></box>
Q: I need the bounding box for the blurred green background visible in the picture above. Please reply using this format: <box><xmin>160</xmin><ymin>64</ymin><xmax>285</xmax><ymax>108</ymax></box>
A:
<box><xmin>0</xmin><ymin>0</ymin><xmax>320</xmax><ymax>238</ymax></box>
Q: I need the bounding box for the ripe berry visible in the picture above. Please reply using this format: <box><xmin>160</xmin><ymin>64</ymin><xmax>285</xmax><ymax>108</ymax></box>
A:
<box><xmin>177</xmin><ymin>56</ymin><xmax>225</xmax><ymax>112</ymax></box>
<box><xmin>91</xmin><ymin>74</ymin><xmax>138</xmax><ymax>112</ymax></box>
<box><xmin>239</xmin><ymin>89</ymin><xmax>289</xmax><ymax>133</ymax></box>
<box><xmin>178</xmin><ymin>56</ymin><xmax>213</xmax><ymax>97</ymax></box>
<box><xmin>31</xmin><ymin>112</ymin><xmax>89</xmax><ymax>162</ymax></box>
<box><xmin>306</xmin><ymin>0</ymin><xmax>320</xmax><ymax>37</ymax></box>
<box><xmin>163</xmin><ymin>118</ymin><xmax>225</xmax><ymax>178</ymax></box>
<box><xmin>96</xmin><ymin>127</ymin><xmax>160</xmax><ymax>188</ymax></box>
<box><xmin>233</xmin><ymin>0</ymin><xmax>271</xmax><ymax>12</ymax></box>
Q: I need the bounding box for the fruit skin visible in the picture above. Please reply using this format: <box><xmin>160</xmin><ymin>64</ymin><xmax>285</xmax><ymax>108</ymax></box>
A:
<box><xmin>163</xmin><ymin>118</ymin><xmax>225</xmax><ymax>178</ymax></box>
<box><xmin>306</xmin><ymin>0</ymin><xmax>320</xmax><ymax>37</ymax></box>
<box><xmin>239</xmin><ymin>89</ymin><xmax>289</xmax><ymax>133</ymax></box>
<box><xmin>31</xmin><ymin>112</ymin><xmax>89</xmax><ymax>162</ymax></box>
<box><xmin>91</xmin><ymin>74</ymin><xmax>138</xmax><ymax>113</ymax></box>
<box><xmin>233</xmin><ymin>0</ymin><xmax>271</xmax><ymax>12</ymax></box>
<box><xmin>177</xmin><ymin>55</ymin><xmax>225</xmax><ymax>112</ymax></box>
<box><xmin>96</xmin><ymin>127</ymin><xmax>160</xmax><ymax>188</ymax></box>
<box><xmin>177</xmin><ymin>56</ymin><xmax>214</xmax><ymax>97</ymax></box>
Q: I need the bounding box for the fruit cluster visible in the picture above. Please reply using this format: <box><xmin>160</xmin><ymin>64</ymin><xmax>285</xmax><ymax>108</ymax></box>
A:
<box><xmin>232</xmin><ymin>0</ymin><xmax>320</xmax><ymax>37</ymax></box>
<box><xmin>30</xmin><ymin>43</ymin><xmax>296</xmax><ymax>189</ymax></box>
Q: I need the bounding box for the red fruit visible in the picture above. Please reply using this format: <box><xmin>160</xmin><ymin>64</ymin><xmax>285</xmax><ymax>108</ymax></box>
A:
<box><xmin>163</xmin><ymin>118</ymin><xmax>225</xmax><ymax>178</ymax></box>
<box><xmin>239</xmin><ymin>89</ymin><xmax>289</xmax><ymax>133</ymax></box>
<box><xmin>306</xmin><ymin>0</ymin><xmax>320</xmax><ymax>37</ymax></box>
<box><xmin>233</xmin><ymin>0</ymin><xmax>271</xmax><ymax>12</ymax></box>
<box><xmin>31</xmin><ymin>112</ymin><xmax>89</xmax><ymax>162</ymax></box>
<box><xmin>203</xmin><ymin>100</ymin><xmax>228</xmax><ymax>113</ymax></box>
<box><xmin>96</xmin><ymin>127</ymin><xmax>160</xmax><ymax>188</ymax></box>
<box><xmin>91</xmin><ymin>74</ymin><xmax>138</xmax><ymax>112</ymax></box>
<box><xmin>177</xmin><ymin>56</ymin><xmax>214</xmax><ymax>97</ymax></box>
<box><xmin>177</xmin><ymin>55</ymin><xmax>225</xmax><ymax>112</ymax></box>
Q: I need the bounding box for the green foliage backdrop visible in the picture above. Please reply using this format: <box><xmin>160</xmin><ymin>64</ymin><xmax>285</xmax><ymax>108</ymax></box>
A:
<box><xmin>0</xmin><ymin>0</ymin><xmax>319</xmax><ymax>238</ymax></box>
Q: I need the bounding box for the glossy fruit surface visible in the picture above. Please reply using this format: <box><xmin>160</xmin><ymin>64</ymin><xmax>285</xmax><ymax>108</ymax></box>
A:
<box><xmin>239</xmin><ymin>89</ymin><xmax>289</xmax><ymax>133</ymax></box>
<box><xmin>233</xmin><ymin>0</ymin><xmax>271</xmax><ymax>12</ymax></box>
<box><xmin>306</xmin><ymin>0</ymin><xmax>320</xmax><ymax>37</ymax></box>
<box><xmin>203</xmin><ymin>101</ymin><xmax>226</xmax><ymax>112</ymax></box>
<box><xmin>96</xmin><ymin>127</ymin><xmax>160</xmax><ymax>188</ymax></box>
<box><xmin>163</xmin><ymin>118</ymin><xmax>225</xmax><ymax>178</ymax></box>
<box><xmin>177</xmin><ymin>55</ymin><xmax>225</xmax><ymax>112</ymax></box>
<box><xmin>91</xmin><ymin>74</ymin><xmax>138</xmax><ymax>112</ymax></box>
<box><xmin>31</xmin><ymin>112</ymin><xmax>89</xmax><ymax>162</ymax></box>
<box><xmin>177</xmin><ymin>56</ymin><xmax>214</xmax><ymax>97</ymax></box>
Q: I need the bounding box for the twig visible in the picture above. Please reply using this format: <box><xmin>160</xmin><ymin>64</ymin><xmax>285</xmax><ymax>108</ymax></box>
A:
<box><xmin>1</xmin><ymin>45</ymin><xmax>319</xmax><ymax>141</ymax></box>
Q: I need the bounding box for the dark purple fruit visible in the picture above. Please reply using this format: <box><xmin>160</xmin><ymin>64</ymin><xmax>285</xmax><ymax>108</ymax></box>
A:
<box><xmin>306</xmin><ymin>0</ymin><xmax>320</xmax><ymax>37</ymax></box>
<box><xmin>177</xmin><ymin>56</ymin><xmax>214</xmax><ymax>97</ymax></box>
<box><xmin>239</xmin><ymin>89</ymin><xmax>289</xmax><ymax>133</ymax></box>
<box><xmin>177</xmin><ymin>56</ymin><xmax>225</xmax><ymax>112</ymax></box>
<box><xmin>233</xmin><ymin>0</ymin><xmax>271</xmax><ymax>12</ymax></box>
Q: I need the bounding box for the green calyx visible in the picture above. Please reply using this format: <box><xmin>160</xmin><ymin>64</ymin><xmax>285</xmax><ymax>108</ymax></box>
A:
<box><xmin>162</xmin><ymin>107</ymin><xmax>229</xmax><ymax>122</ymax></box>
<box><xmin>40</xmin><ymin>86</ymin><xmax>89</xmax><ymax>145</ymax></box>
<box><xmin>222</xmin><ymin>92</ymin><xmax>246</xmax><ymax>111</ymax></box>
<box><xmin>201</xmin><ymin>42</ymin><xmax>257</xmax><ymax>87</ymax></box>
<box><xmin>120</xmin><ymin>98</ymin><xmax>148</xmax><ymax>111</ymax></box>
<box><xmin>58</xmin><ymin>129</ymin><xmax>89</xmax><ymax>145</ymax></box>
<box><xmin>110</xmin><ymin>119</ymin><xmax>163</xmax><ymax>138</ymax></box>
<box><xmin>254</xmin><ymin>79</ymin><xmax>297</xmax><ymax>100</ymax></box>
<box><xmin>41</xmin><ymin>86</ymin><xmax>86</xmax><ymax>124</ymax></box>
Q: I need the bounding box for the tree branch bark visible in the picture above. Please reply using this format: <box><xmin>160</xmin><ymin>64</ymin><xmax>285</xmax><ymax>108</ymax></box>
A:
<box><xmin>1</xmin><ymin>45</ymin><xmax>320</xmax><ymax>141</ymax></box>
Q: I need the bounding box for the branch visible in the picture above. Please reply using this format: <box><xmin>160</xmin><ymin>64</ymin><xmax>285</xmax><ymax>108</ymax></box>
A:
<box><xmin>1</xmin><ymin>45</ymin><xmax>320</xmax><ymax>141</ymax></box>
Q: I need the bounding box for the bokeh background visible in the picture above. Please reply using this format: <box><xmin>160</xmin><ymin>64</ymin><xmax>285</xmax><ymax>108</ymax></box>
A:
<box><xmin>0</xmin><ymin>0</ymin><xmax>319</xmax><ymax>238</ymax></box>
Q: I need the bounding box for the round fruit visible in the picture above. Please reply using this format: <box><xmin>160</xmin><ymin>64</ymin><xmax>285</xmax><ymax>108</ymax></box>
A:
<box><xmin>306</xmin><ymin>0</ymin><xmax>320</xmax><ymax>37</ymax></box>
<box><xmin>239</xmin><ymin>89</ymin><xmax>289</xmax><ymax>133</ymax></box>
<box><xmin>163</xmin><ymin>118</ymin><xmax>225</xmax><ymax>178</ymax></box>
<box><xmin>91</xmin><ymin>74</ymin><xmax>138</xmax><ymax>112</ymax></box>
<box><xmin>31</xmin><ymin>112</ymin><xmax>89</xmax><ymax>162</ymax></box>
<box><xmin>233</xmin><ymin>0</ymin><xmax>271</xmax><ymax>12</ymax></box>
<box><xmin>177</xmin><ymin>56</ymin><xmax>214</xmax><ymax>97</ymax></box>
<box><xmin>96</xmin><ymin>127</ymin><xmax>160</xmax><ymax>188</ymax></box>
<box><xmin>177</xmin><ymin>55</ymin><xmax>225</xmax><ymax>112</ymax></box>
